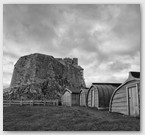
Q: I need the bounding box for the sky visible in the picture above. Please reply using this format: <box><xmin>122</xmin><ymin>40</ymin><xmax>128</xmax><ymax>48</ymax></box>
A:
<box><xmin>3</xmin><ymin>4</ymin><xmax>141</xmax><ymax>88</ymax></box>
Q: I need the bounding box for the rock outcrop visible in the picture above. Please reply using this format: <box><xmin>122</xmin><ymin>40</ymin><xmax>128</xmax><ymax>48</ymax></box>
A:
<box><xmin>5</xmin><ymin>53</ymin><xmax>86</xmax><ymax>100</ymax></box>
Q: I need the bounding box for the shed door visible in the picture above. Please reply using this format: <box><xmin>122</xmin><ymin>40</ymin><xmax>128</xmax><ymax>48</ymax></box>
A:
<box><xmin>72</xmin><ymin>94</ymin><xmax>79</xmax><ymax>106</ymax></box>
<box><xmin>92</xmin><ymin>89</ymin><xmax>95</xmax><ymax>107</ymax></box>
<box><xmin>88</xmin><ymin>90</ymin><xmax>92</xmax><ymax>107</ymax></box>
<box><xmin>63</xmin><ymin>91</ymin><xmax>71</xmax><ymax>106</ymax></box>
<box><xmin>80</xmin><ymin>92</ymin><xmax>85</xmax><ymax>106</ymax></box>
<box><xmin>128</xmin><ymin>86</ymin><xmax>139</xmax><ymax>116</ymax></box>
<box><xmin>80</xmin><ymin>93</ymin><xmax>83</xmax><ymax>106</ymax></box>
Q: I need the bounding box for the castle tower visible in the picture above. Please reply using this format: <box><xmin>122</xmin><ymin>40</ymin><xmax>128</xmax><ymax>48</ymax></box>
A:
<box><xmin>73</xmin><ymin>58</ymin><xmax>78</xmax><ymax>65</ymax></box>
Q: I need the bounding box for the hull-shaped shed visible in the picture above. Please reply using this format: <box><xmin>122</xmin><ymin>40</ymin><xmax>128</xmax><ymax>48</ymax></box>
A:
<box><xmin>87</xmin><ymin>83</ymin><xmax>121</xmax><ymax>109</ymax></box>
<box><xmin>61</xmin><ymin>88</ymin><xmax>80</xmax><ymax>106</ymax></box>
<box><xmin>80</xmin><ymin>88</ymin><xmax>89</xmax><ymax>106</ymax></box>
<box><xmin>109</xmin><ymin>72</ymin><xmax>140</xmax><ymax>117</ymax></box>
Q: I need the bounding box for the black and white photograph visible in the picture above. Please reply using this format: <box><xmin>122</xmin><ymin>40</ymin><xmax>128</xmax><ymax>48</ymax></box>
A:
<box><xmin>3</xmin><ymin>3</ymin><xmax>141</xmax><ymax>131</ymax></box>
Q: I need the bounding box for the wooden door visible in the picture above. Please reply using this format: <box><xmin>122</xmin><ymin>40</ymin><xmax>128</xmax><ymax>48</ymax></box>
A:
<box><xmin>80</xmin><ymin>93</ymin><xmax>83</xmax><ymax>106</ymax></box>
<box><xmin>80</xmin><ymin>92</ymin><xmax>86</xmax><ymax>106</ymax></box>
<box><xmin>88</xmin><ymin>90</ymin><xmax>92</xmax><ymax>107</ymax></box>
<box><xmin>94</xmin><ymin>90</ymin><xmax>99</xmax><ymax>108</ymax></box>
<box><xmin>128</xmin><ymin>86</ymin><xmax>139</xmax><ymax>116</ymax></box>
<box><xmin>72</xmin><ymin>94</ymin><xmax>79</xmax><ymax>106</ymax></box>
<box><xmin>92</xmin><ymin>89</ymin><xmax>95</xmax><ymax>107</ymax></box>
<box><xmin>64</xmin><ymin>91</ymin><xmax>71</xmax><ymax>106</ymax></box>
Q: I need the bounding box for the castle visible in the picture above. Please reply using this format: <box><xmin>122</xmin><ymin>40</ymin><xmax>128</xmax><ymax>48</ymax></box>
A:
<box><xmin>7</xmin><ymin>53</ymin><xmax>86</xmax><ymax>100</ymax></box>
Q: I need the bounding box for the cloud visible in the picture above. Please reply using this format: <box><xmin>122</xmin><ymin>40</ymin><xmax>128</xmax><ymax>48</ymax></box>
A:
<box><xmin>3</xmin><ymin>4</ymin><xmax>141</xmax><ymax>88</ymax></box>
<box><xmin>108</xmin><ymin>61</ymin><xmax>131</xmax><ymax>72</ymax></box>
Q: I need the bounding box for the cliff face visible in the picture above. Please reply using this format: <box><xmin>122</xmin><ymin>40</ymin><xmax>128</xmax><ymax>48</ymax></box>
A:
<box><xmin>8</xmin><ymin>53</ymin><xmax>85</xmax><ymax>100</ymax></box>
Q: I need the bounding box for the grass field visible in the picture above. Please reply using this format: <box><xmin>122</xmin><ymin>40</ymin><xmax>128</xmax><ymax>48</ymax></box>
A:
<box><xmin>3</xmin><ymin>106</ymin><xmax>140</xmax><ymax>131</ymax></box>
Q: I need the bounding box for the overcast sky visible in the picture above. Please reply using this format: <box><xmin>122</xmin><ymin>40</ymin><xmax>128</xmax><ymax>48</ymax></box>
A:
<box><xmin>3</xmin><ymin>4</ymin><xmax>141</xmax><ymax>88</ymax></box>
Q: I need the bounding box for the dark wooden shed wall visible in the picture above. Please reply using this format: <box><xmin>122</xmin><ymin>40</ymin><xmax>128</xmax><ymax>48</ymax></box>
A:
<box><xmin>72</xmin><ymin>93</ymin><xmax>80</xmax><ymax>106</ymax></box>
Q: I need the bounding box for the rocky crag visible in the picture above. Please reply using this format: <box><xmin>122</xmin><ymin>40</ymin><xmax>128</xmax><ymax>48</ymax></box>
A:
<box><xmin>4</xmin><ymin>53</ymin><xmax>86</xmax><ymax>100</ymax></box>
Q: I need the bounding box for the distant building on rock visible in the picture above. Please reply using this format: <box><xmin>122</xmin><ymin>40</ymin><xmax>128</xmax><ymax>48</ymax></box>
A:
<box><xmin>8</xmin><ymin>53</ymin><xmax>86</xmax><ymax>100</ymax></box>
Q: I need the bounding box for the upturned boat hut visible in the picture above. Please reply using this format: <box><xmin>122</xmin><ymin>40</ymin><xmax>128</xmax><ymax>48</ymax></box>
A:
<box><xmin>109</xmin><ymin>72</ymin><xmax>140</xmax><ymax>117</ymax></box>
<box><xmin>87</xmin><ymin>83</ymin><xmax>121</xmax><ymax>110</ymax></box>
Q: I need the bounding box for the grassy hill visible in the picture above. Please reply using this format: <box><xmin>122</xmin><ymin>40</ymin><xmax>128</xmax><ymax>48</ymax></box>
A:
<box><xmin>3</xmin><ymin>106</ymin><xmax>140</xmax><ymax>131</ymax></box>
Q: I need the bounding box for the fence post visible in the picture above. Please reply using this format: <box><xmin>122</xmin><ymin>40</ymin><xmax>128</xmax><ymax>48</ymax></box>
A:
<box><xmin>56</xmin><ymin>100</ymin><xmax>58</xmax><ymax>106</ymax></box>
<box><xmin>30</xmin><ymin>100</ymin><xmax>33</xmax><ymax>106</ymax></box>
<box><xmin>4</xmin><ymin>99</ymin><xmax>61</xmax><ymax>106</ymax></box>
<box><xmin>55</xmin><ymin>100</ymin><xmax>57</xmax><ymax>106</ymax></box>
<box><xmin>9</xmin><ymin>100</ymin><xmax>11</xmax><ymax>106</ymax></box>
<box><xmin>32</xmin><ymin>100</ymin><xmax>34</xmax><ymax>106</ymax></box>
<box><xmin>20</xmin><ymin>100</ymin><xmax>23</xmax><ymax>106</ymax></box>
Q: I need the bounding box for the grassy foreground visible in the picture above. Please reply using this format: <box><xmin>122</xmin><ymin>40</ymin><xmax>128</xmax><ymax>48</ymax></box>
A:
<box><xmin>3</xmin><ymin>106</ymin><xmax>140</xmax><ymax>131</ymax></box>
